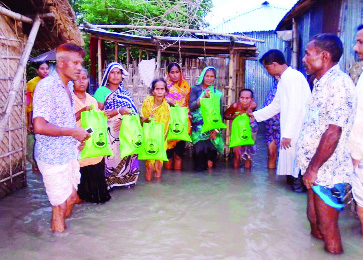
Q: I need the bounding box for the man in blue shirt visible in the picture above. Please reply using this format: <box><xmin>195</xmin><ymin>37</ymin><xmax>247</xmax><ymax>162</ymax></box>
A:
<box><xmin>33</xmin><ymin>43</ymin><xmax>90</xmax><ymax>232</ymax></box>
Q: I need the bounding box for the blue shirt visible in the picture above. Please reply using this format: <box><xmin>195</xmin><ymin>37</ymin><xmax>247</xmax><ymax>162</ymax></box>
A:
<box><xmin>33</xmin><ymin>70</ymin><xmax>78</xmax><ymax>165</ymax></box>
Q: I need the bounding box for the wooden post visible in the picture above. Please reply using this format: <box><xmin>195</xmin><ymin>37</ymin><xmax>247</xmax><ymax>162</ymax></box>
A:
<box><xmin>292</xmin><ymin>18</ymin><xmax>299</xmax><ymax>69</ymax></box>
<box><xmin>139</xmin><ymin>49</ymin><xmax>143</xmax><ymax>63</ymax></box>
<box><xmin>126</xmin><ymin>47</ymin><xmax>131</xmax><ymax>66</ymax></box>
<box><xmin>0</xmin><ymin>16</ymin><xmax>41</xmax><ymax>143</ymax></box>
<box><xmin>146</xmin><ymin>51</ymin><xmax>149</xmax><ymax>60</ymax></box>
<box><xmin>114</xmin><ymin>42</ymin><xmax>119</xmax><ymax>62</ymax></box>
<box><xmin>156</xmin><ymin>47</ymin><xmax>161</xmax><ymax>77</ymax></box>
<box><xmin>97</xmin><ymin>38</ymin><xmax>102</xmax><ymax>86</ymax></box>
<box><xmin>225</xmin><ymin>48</ymin><xmax>235</xmax><ymax>153</ymax></box>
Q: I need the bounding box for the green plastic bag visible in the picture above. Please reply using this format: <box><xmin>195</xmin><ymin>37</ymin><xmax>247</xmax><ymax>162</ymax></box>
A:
<box><xmin>229</xmin><ymin>113</ymin><xmax>255</xmax><ymax>148</ymax></box>
<box><xmin>166</xmin><ymin>104</ymin><xmax>192</xmax><ymax>142</ymax></box>
<box><xmin>200</xmin><ymin>90</ymin><xmax>227</xmax><ymax>133</ymax></box>
<box><xmin>119</xmin><ymin>114</ymin><xmax>143</xmax><ymax>158</ymax></box>
<box><xmin>80</xmin><ymin>105</ymin><xmax>113</xmax><ymax>159</ymax></box>
<box><xmin>138</xmin><ymin>119</ymin><xmax>168</xmax><ymax>161</ymax></box>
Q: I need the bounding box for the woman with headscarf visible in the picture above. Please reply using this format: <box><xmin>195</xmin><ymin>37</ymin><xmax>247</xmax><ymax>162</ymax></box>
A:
<box><xmin>189</xmin><ymin>66</ymin><xmax>224</xmax><ymax>171</ymax></box>
<box><xmin>93</xmin><ymin>62</ymin><xmax>139</xmax><ymax>189</ymax></box>
<box><xmin>164</xmin><ymin>62</ymin><xmax>191</xmax><ymax>170</ymax></box>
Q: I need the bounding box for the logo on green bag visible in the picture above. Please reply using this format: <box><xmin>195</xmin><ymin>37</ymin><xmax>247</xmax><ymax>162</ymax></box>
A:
<box><xmin>132</xmin><ymin>133</ymin><xmax>143</xmax><ymax>148</ymax></box>
<box><xmin>145</xmin><ymin>138</ymin><xmax>159</xmax><ymax>155</ymax></box>
<box><xmin>171</xmin><ymin>121</ymin><xmax>184</xmax><ymax>135</ymax></box>
<box><xmin>240</xmin><ymin>129</ymin><xmax>248</xmax><ymax>140</ymax></box>
<box><xmin>93</xmin><ymin>131</ymin><xmax>107</xmax><ymax>148</ymax></box>
<box><xmin>211</xmin><ymin>110</ymin><xmax>220</xmax><ymax>123</ymax></box>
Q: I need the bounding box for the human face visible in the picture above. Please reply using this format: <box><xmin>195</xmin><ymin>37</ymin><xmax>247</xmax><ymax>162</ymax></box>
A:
<box><xmin>263</xmin><ymin>62</ymin><xmax>278</xmax><ymax>77</ymax></box>
<box><xmin>36</xmin><ymin>63</ymin><xmax>49</xmax><ymax>78</ymax></box>
<box><xmin>108</xmin><ymin>68</ymin><xmax>122</xmax><ymax>86</ymax></box>
<box><xmin>74</xmin><ymin>70</ymin><xmax>89</xmax><ymax>93</ymax></box>
<box><xmin>239</xmin><ymin>90</ymin><xmax>253</xmax><ymax>109</ymax></box>
<box><xmin>59</xmin><ymin>52</ymin><xmax>84</xmax><ymax>81</ymax></box>
<box><xmin>353</xmin><ymin>29</ymin><xmax>363</xmax><ymax>60</ymax></box>
<box><xmin>302</xmin><ymin>41</ymin><xmax>324</xmax><ymax>76</ymax></box>
<box><xmin>153</xmin><ymin>81</ymin><xmax>167</xmax><ymax>98</ymax></box>
<box><xmin>168</xmin><ymin>65</ymin><xmax>181</xmax><ymax>83</ymax></box>
<box><xmin>203</xmin><ymin>70</ymin><xmax>216</xmax><ymax>87</ymax></box>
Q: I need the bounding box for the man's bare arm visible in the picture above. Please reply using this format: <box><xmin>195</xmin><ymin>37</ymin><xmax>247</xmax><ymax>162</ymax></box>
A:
<box><xmin>33</xmin><ymin>117</ymin><xmax>90</xmax><ymax>142</ymax></box>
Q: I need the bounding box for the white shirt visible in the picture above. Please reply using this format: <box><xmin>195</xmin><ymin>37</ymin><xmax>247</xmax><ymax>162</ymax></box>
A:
<box><xmin>253</xmin><ymin>67</ymin><xmax>311</xmax><ymax>176</ymax></box>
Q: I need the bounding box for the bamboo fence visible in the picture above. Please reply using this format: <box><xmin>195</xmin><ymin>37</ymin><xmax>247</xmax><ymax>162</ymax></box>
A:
<box><xmin>0</xmin><ymin>14</ymin><xmax>27</xmax><ymax>198</ymax></box>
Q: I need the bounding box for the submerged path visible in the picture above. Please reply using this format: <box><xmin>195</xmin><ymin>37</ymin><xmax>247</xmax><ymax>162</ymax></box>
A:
<box><xmin>1</xmin><ymin>126</ymin><xmax>363</xmax><ymax>260</ymax></box>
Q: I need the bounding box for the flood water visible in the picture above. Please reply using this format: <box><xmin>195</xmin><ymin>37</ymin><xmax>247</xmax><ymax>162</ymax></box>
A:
<box><xmin>1</xmin><ymin>129</ymin><xmax>363</xmax><ymax>260</ymax></box>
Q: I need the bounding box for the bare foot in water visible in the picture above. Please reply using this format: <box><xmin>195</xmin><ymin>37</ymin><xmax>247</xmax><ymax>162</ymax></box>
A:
<box><xmin>51</xmin><ymin>204</ymin><xmax>66</xmax><ymax>232</ymax></box>
<box><xmin>311</xmin><ymin>230</ymin><xmax>323</xmax><ymax>240</ymax></box>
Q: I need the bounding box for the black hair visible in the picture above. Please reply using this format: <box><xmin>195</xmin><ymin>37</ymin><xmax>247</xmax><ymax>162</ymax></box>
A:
<box><xmin>259</xmin><ymin>49</ymin><xmax>286</xmax><ymax>65</ymax></box>
<box><xmin>167</xmin><ymin>62</ymin><xmax>181</xmax><ymax>73</ymax></box>
<box><xmin>34</xmin><ymin>61</ymin><xmax>49</xmax><ymax>70</ymax></box>
<box><xmin>239</xmin><ymin>88</ymin><xmax>254</xmax><ymax>98</ymax></box>
<box><xmin>358</xmin><ymin>24</ymin><xmax>363</xmax><ymax>31</ymax></box>
<box><xmin>311</xmin><ymin>33</ymin><xmax>343</xmax><ymax>63</ymax></box>
<box><xmin>150</xmin><ymin>78</ymin><xmax>168</xmax><ymax>94</ymax></box>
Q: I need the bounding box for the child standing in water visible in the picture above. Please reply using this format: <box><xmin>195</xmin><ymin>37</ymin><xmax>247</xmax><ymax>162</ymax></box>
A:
<box><xmin>224</xmin><ymin>89</ymin><xmax>258</xmax><ymax>169</ymax></box>
<box><xmin>141</xmin><ymin>78</ymin><xmax>170</xmax><ymax>181</ymax></box>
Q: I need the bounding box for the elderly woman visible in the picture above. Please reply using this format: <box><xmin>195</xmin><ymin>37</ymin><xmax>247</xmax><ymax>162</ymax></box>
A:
<box><xmin>164</xmin><ymin>62</ymin><xmax>191</xmax><ymax>170</ymax></box>
<box><xmin>74</xmin><ymin>68</ymin><xmax>111</xmax><ymax>203</ymax></box>
<box><xmin>189</xmin><ymin>66</ymin><xmax>224</xmax><ymax>171</ymax></box>
<box><xmin>93</xmin><ymin>62</ymin><xmax>139</xmax><ymax>189</ymax></box>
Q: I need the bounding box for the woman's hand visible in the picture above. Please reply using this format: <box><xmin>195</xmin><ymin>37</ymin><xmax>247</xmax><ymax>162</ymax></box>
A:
<box><xmin>104</xmin><ymin>109</ymin><xmax>118</xmax><ymax>119</ymax></box>
<box><xmin>203</xmin><ymin>89</ymin><xmax>210</xmax><ymax>98</ymax></box>
<box><xmin>210</xmin><ymin>130</ymin><xmax>218</xmax><ymax>140</ymax></box>
<box><xmin>118</xmin><ymin>107</ymin><xmax>131</xmax><ymax>115</ymax></box>
<box><xmin>167</xmin><ymin>99</ymin><xmax>176</xmax><ymax>107</ymax></box>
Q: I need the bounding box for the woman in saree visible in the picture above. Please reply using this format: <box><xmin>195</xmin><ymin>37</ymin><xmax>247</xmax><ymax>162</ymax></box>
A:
<box><xmin>141</xmin><ymin>78</ymin><xmax>170</xmax><ymax>181</ymax></box>
<box><xmin>26</xmin><ymin>61</ymin><xmax>49</xmax><ymax>172</ymax></box>
<box><xmin>74</xmin><ymin>68</ymin><xmax>111</xmax><ymax>203</ymax></box>
<box><xmin>164</xmin><ymin>62</ymin><xmax>191</xmax><ymax>170</ymax></box>
<box><xmin>189</xmin><ymin>66</ymin><xmax>224</xmax><ymax>171</ymax></box>
<box><xmin>93</xmin><ymin>62</ymin><xmax>139</xmax><ymax>189</ymax></box>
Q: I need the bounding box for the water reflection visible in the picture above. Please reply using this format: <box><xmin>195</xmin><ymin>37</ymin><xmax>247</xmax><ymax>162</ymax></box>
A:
<box><xmin>0</xmin><ymin>131</ymin><xmax>362</xmax><ymax>260</ymax></box>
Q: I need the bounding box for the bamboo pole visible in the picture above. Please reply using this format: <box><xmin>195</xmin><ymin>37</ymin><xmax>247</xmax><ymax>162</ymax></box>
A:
<box><xmin>0</xmin><ymin>16</ymin><xmax>41</xmax><ymax>144</ymax></box>
<box><xmin>225</xmin><ymin>48</ymin><xmax>235</xmax><ymax>150</ymax></box>
<box><xmin>126</xmin><ymin>47</ymin><xmax>130</xmax><ymax>66</ymax></box>
<box><xmin>86</xmin><ymin>23</ymin><xmax>265</xmax><ymax>43</ymax></box>
<box><xmin>114</xmin><ymin>42</ymin><xmax>119</xmax><ymax>62</ymax></box>
<box><xmin>0</xmin><ymin>6</ymin><xmax>33</xmax><ymax>23</ymax></box>
<box><xmin>156</xmin><ymin>47</ymin><xmax>161</xmax><ymax>77</ymax></box>
<box><xmin>97</xmin><ymin>38</ymin><xmax>102</xmax><ymax>86</ymax></box>
<box><xmin>292</xmin><ymin>18</ymin><xmax>299</xmax><ymax>69</ymax></box>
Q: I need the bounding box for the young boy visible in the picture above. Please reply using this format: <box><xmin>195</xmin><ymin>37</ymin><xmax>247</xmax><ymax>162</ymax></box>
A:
<box><xmin>224</xmin><ymin>89</ymin><xmax>258</xmax><ymax>169</ymax></box>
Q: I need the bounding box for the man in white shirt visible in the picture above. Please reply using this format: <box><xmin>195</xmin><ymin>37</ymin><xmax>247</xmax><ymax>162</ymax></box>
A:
<box><xmin>348</xmin><ymin>24</ymin><xmax>363</xmax><ymax>236</ymax></box>
<box><xmin>253</xmin><ymin>49</ymin><xmax>311</xmax><ymax>192</ymax></box>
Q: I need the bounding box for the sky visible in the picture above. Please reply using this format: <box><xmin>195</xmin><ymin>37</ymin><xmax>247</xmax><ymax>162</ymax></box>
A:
<box><xmin>205</xmin><ymin>0</ymin><xmax>299</xmax><ymax>28</ymax></box>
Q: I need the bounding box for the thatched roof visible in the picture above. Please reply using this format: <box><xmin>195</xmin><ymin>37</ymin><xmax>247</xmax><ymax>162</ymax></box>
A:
<box><xmin>1</xmin><ymin>0</ymin><xmax>83</xmax><ymax>49</ymax></box>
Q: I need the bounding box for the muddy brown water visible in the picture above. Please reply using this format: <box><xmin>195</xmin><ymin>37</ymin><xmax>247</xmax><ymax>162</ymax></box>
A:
<box><xmin>1</xmin><ymin>129</ymin><xmax>363</xmax><ymax>260</ymax></box>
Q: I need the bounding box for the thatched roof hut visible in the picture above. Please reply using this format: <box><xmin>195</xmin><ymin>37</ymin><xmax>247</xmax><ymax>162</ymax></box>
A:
<box><xmin>0</xmin><ymin>0</ymin><xmax>83</xmax><ymax>199</ymax></box>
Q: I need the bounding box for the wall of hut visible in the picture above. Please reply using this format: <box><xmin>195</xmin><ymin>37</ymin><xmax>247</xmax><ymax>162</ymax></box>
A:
<box><xmin>243</xmin><ymin>31</ymin><xmax>288</xmax><ymax>108</ymax></box>
<box><xmin>0</xmin><ymin>15</ymin><xmax>27</xmax><ymax>199</ymax></box>
<box><xmin>293</xmin><ymin>0</ymin><xmax>363</xmax><ymax>75</ymax></box>
<box><xmin>108</xmin><ymin>57</ymin><xmax>231</xmax><ymax>112</ymax></box>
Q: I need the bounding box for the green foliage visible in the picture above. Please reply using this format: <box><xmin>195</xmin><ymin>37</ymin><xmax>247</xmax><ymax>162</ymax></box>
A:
<box><xmin>71</xmin><ymin>0</ymin><xmax>213</xmax><ymax>32</ymax></box>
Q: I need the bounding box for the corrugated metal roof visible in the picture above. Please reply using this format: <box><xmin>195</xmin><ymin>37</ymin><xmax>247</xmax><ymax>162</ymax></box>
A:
<box><xmin>80</xmin><ymin>26</ymin><xmax>257</xmax><ymax>57</ymax></box>
<box><xmin>211</xmin><ymin>1</ymin><xmax>289</xmax><ymax>33</ymax></box>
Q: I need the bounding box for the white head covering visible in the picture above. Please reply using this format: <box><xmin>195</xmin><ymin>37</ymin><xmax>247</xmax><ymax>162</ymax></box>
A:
<box><xmin>100</xmin><ymin>62</ymin><xmax>129</xmax><ymax>87</ymax></box>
